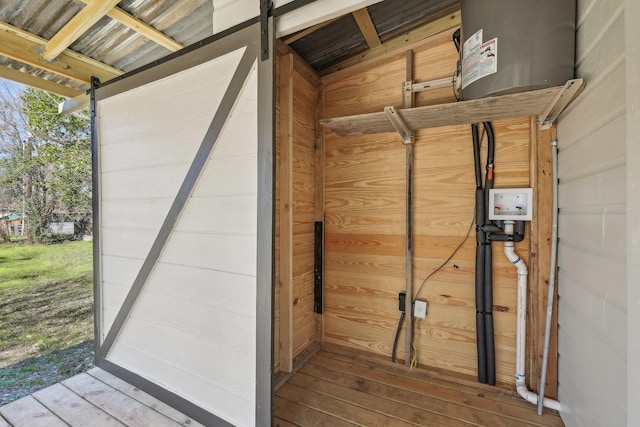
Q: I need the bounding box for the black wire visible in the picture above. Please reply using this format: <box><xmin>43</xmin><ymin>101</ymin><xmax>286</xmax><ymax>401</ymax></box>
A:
<box><xmin>483</xmin><ymin>121</ymin><xmax>495</xmax><ymax>168</ymax></box>
<box><xmin>472</xmin><ymin>124</ymin><xmax>482</xmax><ymax>189</ymax></box>
<box><xmin>391</xmin><ymin>311</ymin><xmax>405</xmax><ymax>363</ymax></box>
<box><xmin>452</xmin><ymin>28</ymin><xmax>461</xmax><ymax>101</ymax></box>
<box><xmin>483</xmin><ymin>121</ymin><xmax>495</xmax><ymax>209</ymax></box>
<box><xmin>452</xmin><ymin>69</ymin><xmax>460</xmax><ymax>101</ymax></box>
<box><xmin>414</xmin><ymin>211</ymin><xmax>475</xmax><ymax>302</ymax></box>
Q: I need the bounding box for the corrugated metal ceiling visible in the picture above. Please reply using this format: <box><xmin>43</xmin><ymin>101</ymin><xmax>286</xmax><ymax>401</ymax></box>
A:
<box><xmin>0</xmin><ymin>0</ymin><xmax>459</xmax><ymax>95</ymax></box>
<box><xmin>0</xmin><ymin>0</ymin><xmax>212</xmax><ymax>92</ymax></box>
<box><xmin>370</xmin><ymin>0</ymin><xmax>458</xmax><ymax>43</ymax></box>
<box><xmin>288</xmin><ymin>0</ymin><xmax>458</xmax><ymax>72</ymax></box>
<box><xmin>72</xmin><ymin>0</ymin><xmax>213</xmax><ymax>71</ymax></box>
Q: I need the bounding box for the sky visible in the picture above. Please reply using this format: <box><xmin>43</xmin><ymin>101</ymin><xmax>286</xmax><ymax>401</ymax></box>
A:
<box><xmin>0</xmin><ymin>78</ymin><xmax>28</xmax><ymax>153</ymax></box>
<box><xmin>0</xmin><ymin>78</ymin><xmax>25</xmax><ymax>100</ymax></box>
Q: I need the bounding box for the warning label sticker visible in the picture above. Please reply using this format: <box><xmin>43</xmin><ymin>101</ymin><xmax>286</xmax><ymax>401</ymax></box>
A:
<box><xmin>462</xmin><ymin>29</ymin><xmax>498</xmax><ymax>89</ymax></box>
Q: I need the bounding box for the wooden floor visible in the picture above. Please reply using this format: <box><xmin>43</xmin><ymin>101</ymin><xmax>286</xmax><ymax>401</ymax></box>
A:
<box><xmin>1</xmin><ymin>346</ymin><xmax>564</xmax><ymax>427</ymax></box>
<box><xmin>274</xmin><ymin>345</ymin><xmax>565</xmax><ymax>427</ymax></box>
<box><xmin>0</xmin><ymin>368</ymin><xmax>202</xmax><ymax>427</ymax></box>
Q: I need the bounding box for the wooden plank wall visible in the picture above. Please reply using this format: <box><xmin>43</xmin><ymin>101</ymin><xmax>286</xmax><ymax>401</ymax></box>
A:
<box><xmin>528</xmin><ymin>122</ymin><xmax>558</xmax><ymax>398</ymax></box>
<box><xmin>320</xmin><ymin>28</ymin><xmax>549</xmax><ymax>387</ymax></box>
<box><xmin>275</xmin><ymin>43</ymin><xmax>321</xmax><ymax>373</ymax></box>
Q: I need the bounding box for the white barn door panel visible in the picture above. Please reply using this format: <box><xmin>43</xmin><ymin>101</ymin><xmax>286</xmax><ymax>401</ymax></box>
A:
<box><xmin>93</xmin><ymin>22</ymin><xmax>272</xmax><ymax>427</ymax></box>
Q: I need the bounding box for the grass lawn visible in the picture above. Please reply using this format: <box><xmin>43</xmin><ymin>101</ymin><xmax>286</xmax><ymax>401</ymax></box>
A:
<box><xmin>0</xmin><ymin>240</ymin><xmax>94</xmax><ymax>405</ymax></box>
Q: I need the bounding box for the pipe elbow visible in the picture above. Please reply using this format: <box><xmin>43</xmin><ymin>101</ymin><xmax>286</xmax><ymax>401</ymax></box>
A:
<box><xmin>503</xmin><ymin>246</ymin><xmax>519</xmax><ymax>264</ymax></box>
<box><xmin>516</xmin><ymin>378</ymin><xmax>562</xmax><ymax>412</ymax></box>
<box><xmin>516</xmin><ymin>380</ymin><xmax>538</xmax><ymax>405</ymax></box>
<box><xmin>504</xmin><ymin>247</ymin><xmax>528</xmax><ymax>276</ymax></box>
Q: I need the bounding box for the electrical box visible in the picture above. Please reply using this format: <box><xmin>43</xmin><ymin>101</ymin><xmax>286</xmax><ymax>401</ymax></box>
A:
<box><xmin>488</xmin><ymin>188</ymin><xmax>533</xmax><ymax>221</ymax></box>
<box><xmin>414</xmin><ymin>300</ymin><xmax>428</xmax><ymax>319</ymax></box>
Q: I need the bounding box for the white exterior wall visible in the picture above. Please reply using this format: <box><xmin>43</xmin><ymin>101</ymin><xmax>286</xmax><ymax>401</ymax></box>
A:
<box><xmin>97</xmin><ymin>47</ymin><xmax>259</xmax><ymax>427</ymax></box>
<box><xmin>625</xmin><ymin>0</ymin><xmax>640</xmax><ymax>425</ymax></box>
<box><xmin>556</xmin><ymin>0</ymin><xmax>629</xmax><ymax>425</ymax></box>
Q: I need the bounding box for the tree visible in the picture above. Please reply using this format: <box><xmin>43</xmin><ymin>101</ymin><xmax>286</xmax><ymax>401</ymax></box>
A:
<box><xmin>22</xmin><ymin>87</ymin><xmax>92</xmax><ymax>238</ymax></box>
<box><xmin>0</xmin><ymin>81</ymin><xmax>91</xmax><ymax>243</ymax></box>
<box><xmin>0</xmin><ymin>81</ymin><xmax>33</xmax><ymax>241</ymax></box>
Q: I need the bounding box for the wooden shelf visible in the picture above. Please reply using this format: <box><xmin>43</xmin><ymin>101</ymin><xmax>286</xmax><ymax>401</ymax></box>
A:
<box><xmin>320</xmin><ymin>79</ymin><xmax>584</xmax><ymax>137</ymax></box>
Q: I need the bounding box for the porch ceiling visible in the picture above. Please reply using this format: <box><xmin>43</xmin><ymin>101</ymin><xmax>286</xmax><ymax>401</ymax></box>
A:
<box><xmin>0</xmin><ymin>0</ymin><xmax>459</xmax><ymax>98</ymax></box>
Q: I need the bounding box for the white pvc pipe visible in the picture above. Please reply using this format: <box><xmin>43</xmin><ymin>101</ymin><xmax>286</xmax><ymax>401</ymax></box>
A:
<box><xmin>503</xmin><ymin>221</ymin><xmax>562</xmax><ymax>412</ymax></box>
<box><xmin>538</xmin><ymin>140</ymin><xmax>560</xmax><ymax>415</ymax></box>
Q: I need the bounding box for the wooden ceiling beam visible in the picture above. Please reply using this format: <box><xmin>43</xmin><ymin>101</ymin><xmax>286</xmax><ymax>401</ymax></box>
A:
<box><xmin>0</xmin><ymin>64</ymin><xmax>83</xmax><ymax>98</ymax></box>
<box><xmin>78</xmin><ymin>0</ymin><xmax>183</xmax><ymax>52</ymax></box>
<box><xmin>43</xmin><ymin>0</ymin><xmax>121</xmax><ymax>61</ymax></box>
<box><xmin>352</xmin><ymin>8</ymin><xmax>381</xmax><ymax>49</ymax></box>
<box><xmin>58</xmin><ymin>93</ymin><xmax>90</xmax><ymax>114</ymax></box>
<box><xmin>0</xmin><ymin>21</ymin><xmax>122</xmax><ymax>85</ymax></box>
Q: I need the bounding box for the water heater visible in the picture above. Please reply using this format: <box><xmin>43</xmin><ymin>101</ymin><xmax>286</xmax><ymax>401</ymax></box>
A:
<box><xmin>460</xmin><ymin>0</ymin><xmax>576</xmax><ymax>100</ymax></box>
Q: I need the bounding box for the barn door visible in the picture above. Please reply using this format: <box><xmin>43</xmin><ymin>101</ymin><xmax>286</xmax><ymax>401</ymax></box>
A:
<box><xmin>91</xmin><ymin>21</ymin><xmax>273</xmax><ymax>427</ymax></box>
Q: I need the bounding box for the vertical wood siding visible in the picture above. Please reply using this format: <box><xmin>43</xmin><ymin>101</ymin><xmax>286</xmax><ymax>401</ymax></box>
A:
<box><xmin>320</xmin><ymin>30</ymin><xmax>538</xmax><ymax>385</ymax></box>
<box><xmin>556</xmin><ymin>0</ymin><xmax>627</xmax><ymax>425</ymax></box>
<box><xmin>275</xmin><ymin>48</ymin><xmax>321</xmax><ymax>372</ymax></box>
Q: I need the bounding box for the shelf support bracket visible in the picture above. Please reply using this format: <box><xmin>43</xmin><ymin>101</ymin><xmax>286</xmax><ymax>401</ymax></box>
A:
<box><xmin>408</xmin><ymin>76</ymin><xmax>452</xmax><ymax>93</ymax></box>
<box><xmin>537</xmin><ymin>78</ymin><xmax>584</xmax><ymax>129</ymax></box>
<box><xmin>384</xmin><ymin>106</ymin><xmax>413</xmax><ymax>144</ymax></box>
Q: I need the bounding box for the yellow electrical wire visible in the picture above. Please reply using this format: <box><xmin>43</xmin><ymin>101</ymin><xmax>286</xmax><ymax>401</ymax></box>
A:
<box><xmin>410</xmin><ymin>318</ymin><xmax>421</xmax><ymax>369</ymax></box>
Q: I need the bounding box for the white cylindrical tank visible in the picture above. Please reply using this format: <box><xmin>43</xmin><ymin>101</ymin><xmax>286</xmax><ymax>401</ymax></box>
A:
<box><xmin>460</xmin><ymin>0</ymin><xmax>576</xmax><ymax>100</ymax></box>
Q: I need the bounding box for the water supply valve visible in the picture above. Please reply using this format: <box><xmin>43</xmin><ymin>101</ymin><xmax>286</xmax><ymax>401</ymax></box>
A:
<box><xmin>488</xmin><ymin>188</ymin><xmax>533</xmax><ymax>221</ymax></box>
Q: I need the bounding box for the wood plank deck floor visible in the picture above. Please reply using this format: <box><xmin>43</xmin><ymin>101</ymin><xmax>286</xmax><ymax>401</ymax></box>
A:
<box><xmin>275</xmin><ymin>345</ymin><xmax>565</xmax><ymax>427</ymax></box>
<box><xmin>1</xmin><ymin>345</ymin><xmax>565</xmax><ymax>426</ymax></box>
<box><xmin>0</xmin><ymin>368</ymin><xmax>203</xmax><ymax>427</ymax></box>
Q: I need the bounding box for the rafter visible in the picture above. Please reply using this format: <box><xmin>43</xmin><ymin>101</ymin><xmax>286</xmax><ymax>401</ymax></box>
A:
<box><xmin>43</xmin><ymin>0</ymin><xmax>121</xmax><ymax>61</ymax></box>
<box><xmin>0</xmin><ymin>21</ymin><xmax>122</xmax><ymax>85</ymax></box>
<box><xmin>58</xmin><ymin>93</ymin><xmax>90</xmax><ymax>114</ymax></box>
<box><xmin>78</xmin><ymin>0</ymin><xmax>183</xmax><ymax>52</ymax></box>
<box><xmin>321</xmin><ymin>11</ymin><xmax>461</xmax><ymax>75</ymax></box>
<box><xmin>0</xmin><ymin>64</ymin><xmax>83</xmax><ymax>98</ymax></box>
<box><xmin>352</xmin><ymin>8</ymin><xmax>380</xmax><ymax>49</ymax></box>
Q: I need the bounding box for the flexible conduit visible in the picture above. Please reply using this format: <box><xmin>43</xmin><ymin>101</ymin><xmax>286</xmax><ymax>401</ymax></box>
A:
<box><xmin>503</xmin><ymin>221</ymin><xmax>561</xmax><ymax>412</ymax></box>
<box><xmin>391</xmin><ymin>311</ymin><xmax>405</xmax><ymax>363</ymax></box>
<box><xmin>537</xmin><ymin>140</ymin><xmax>560</xmax><ymax>414</ymax></box>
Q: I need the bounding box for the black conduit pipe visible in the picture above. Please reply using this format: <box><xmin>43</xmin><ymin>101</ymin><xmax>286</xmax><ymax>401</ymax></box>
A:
<box><xmin>483</xmin><ymin>121</ymin><xmax>496</xmax><ymax>386</ymax></box>
<box><xmin>471</xmin><ymin>121</ymin><xmax>499</xmax><ymax>386</ymax></box>
<box><xmin>472</xmin><ymin>123</ymin><xmax>488</xmax><ymax>384</ymax></box>
<box><xmin>391</xmin><ymin>312</ymin><xmax>405</xmax><ymax>363</ymax></box>
<box><xmin>484</xmin><ymin>240</ymin><xmax>495</xmax><ymax>386</ymax></box>
<box><xmin>458</xmin><ymin>28</ymin><xmax>498</xmax><ymax>385</ymax></box>
<box><xmin>515</xmin><ymin>220</ymin><xmax>525</xmax><ymax>241</ymax></box>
